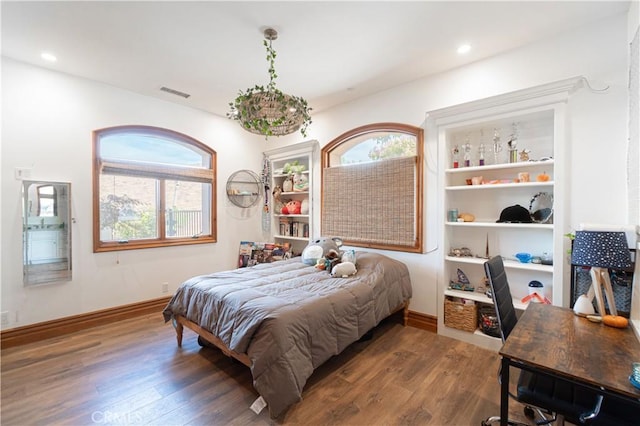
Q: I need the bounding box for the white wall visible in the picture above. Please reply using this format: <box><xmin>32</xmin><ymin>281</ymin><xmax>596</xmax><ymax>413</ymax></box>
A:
<box><xmin>304</xmin><ymin>13</ymin><xmax>632</xmax><ymax>316</ymax></box>
<box><xmin>627</xmin><ymin>0</ymin><xmax>640</xmax><ymax>338</ymax></box>
<box><xmin>1</xmin><ymin>58</ymin><xmax>268</xmax><ymax>328</ymax></box>
<box><xmin>1</xmin><ymin>11</ymin><xmax>635</xmax><ymax>328</ymax></box>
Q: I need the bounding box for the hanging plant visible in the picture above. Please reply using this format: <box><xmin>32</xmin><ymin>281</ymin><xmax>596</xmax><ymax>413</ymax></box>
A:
<box><xmin>227</xmin><ymin>29</ymin><xmax>312</xmax><ymax>138</ymax></box>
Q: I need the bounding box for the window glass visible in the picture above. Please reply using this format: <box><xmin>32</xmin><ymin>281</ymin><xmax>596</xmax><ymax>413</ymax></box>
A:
<box><xmin>330</xmin><ymin>131</ymin><xmax>417</xmax><ymax>165</ymax></box>
<box><xmin>37</xmin><ymin>185</ymin><xmax>56</xmax><ymax>217</ymax></box>
<box><xmin>99</xmin><ymin>175</ymin><xmax>158</xmax><ymax>242</ymax></box>
<box><xmin>164</xmin><ymin>180</ymin><xmax>211</xmax><ymax>238</ymax></box>
<box><xmin>93</xmin><ymin>126</ymin><xmax>216</xmax><ymax>252</ymax></box>
<box><xmin>100</xmin><ymin>132</ymin><xmax>209</xmax><ymax>167</ymax></box>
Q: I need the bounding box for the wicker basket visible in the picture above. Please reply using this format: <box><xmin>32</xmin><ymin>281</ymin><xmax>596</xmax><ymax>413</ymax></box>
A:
<box><xmin>444</xmin><ymin>298</ymin><xmax>478</xmax><ymax>332</ymax></box>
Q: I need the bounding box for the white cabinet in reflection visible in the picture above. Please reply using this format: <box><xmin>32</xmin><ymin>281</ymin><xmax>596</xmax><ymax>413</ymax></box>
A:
<box><xmin>27</xmin><ymin>230</ymin><xmax>66</xmax><ymax>263</ymax></box>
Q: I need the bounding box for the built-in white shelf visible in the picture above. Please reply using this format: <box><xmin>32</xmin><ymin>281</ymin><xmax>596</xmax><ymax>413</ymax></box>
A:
<box><xmin>273</xmin><ymin>170</ymin><xmax>310</xmax><ymax>178</ymax></box>
<box><xmin>279</xmin><ymin>191</ymin><xmax>309</xmax><ymax>196</ymax></box>
<box><xmin>445</xmin><ymin>181</ymin><xmax>554</xmax><ymax>191</ymax></box>
<box><xmin>274</xmin><ymin>235</ymin><xmax>309</xmax><ymax>241</ymax></box>
<box><xmin>445</xmin><ymin>255</ymin><xmax>553</xmax><ymax>272</ymax></box>
<box><xmin>265</xmin><ymin>140</ymin><xmax>319</xmax><ymax>255</ymax></box>
<box><xmin>445</xmin><ymin>159</ymin><xmax>555</xmax><ymax>174</ymax></box>
<box><xmin>444</xmin><ymin>288</ymin><xmax>529</xmax><ymax>310</ymax></box>
<box><xmin>445</xmin><ymin>222</ymin><xmax>554</xmax><ymax>230</ymax></box>
<box><xmin>428</xmin><ymin>77</ymin><xmax>581</xmax><ymax>351</ymax></box>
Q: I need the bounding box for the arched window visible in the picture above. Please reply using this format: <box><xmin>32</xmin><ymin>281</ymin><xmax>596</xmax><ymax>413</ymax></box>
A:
<box><xmin>93</xmin><ymin>125</ymin><xmax>216</xmax><ymax>252</ymax></box>
<box><xmin>321</xmin><ymin>123</ymin><xmax>423</xmax><ymax>252</ymax></box>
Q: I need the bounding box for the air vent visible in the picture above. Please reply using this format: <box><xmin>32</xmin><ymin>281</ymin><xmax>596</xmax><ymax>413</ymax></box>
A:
<box><xmin>160</xmin><ymin>86</ymin><xmax>191</xmax><ymax>99</ymax></box>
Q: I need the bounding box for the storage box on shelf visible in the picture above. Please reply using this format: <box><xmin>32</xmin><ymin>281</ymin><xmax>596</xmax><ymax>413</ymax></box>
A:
<box><xmin>426</xmin><ymin>77</ymin><xmax>581</xmax><ymax>350</ymax></box>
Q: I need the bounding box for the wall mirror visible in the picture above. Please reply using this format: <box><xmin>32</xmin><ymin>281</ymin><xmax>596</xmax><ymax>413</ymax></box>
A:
<box><xmin>23</xmin><ymin>180</ymin><xmax>72</xmax><ymax>285</ymax></box>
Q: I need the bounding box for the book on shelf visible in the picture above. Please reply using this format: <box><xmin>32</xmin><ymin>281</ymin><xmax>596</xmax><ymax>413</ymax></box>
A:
<box><xmin>278</xmin><ymin>217</ymin><xmax>309</xmax><ymax>238</ymax></box>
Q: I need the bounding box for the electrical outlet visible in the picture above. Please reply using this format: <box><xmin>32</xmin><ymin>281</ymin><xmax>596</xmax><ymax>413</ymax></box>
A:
<box><xmin>1</xmin><ymin>311</ymin><xmax>9</xmax><ymax>326</ymax></box>
<box><xmin>162</xmin><ymin>282</ymin><xmax>169</xmax><ymax>293</ymax></box>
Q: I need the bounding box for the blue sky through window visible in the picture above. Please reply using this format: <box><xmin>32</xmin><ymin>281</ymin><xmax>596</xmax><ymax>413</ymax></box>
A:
<box><xmin>341</xmin><ymin>139</ymin><xmax>376</xmax><ymax>164</ymax></box>
<box><xmin>100</xmin><ymin>134</ymin><xmax>207</xmax><ymax>167</ymax></box>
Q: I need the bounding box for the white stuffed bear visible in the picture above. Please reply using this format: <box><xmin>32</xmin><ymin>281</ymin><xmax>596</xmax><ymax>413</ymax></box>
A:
<box><xmin>331</xmin><ymin>261</ymin><xmax>357</xmax><ymax>278</ymax></box>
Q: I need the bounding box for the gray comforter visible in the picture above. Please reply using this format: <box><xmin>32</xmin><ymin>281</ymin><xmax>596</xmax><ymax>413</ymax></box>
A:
<box><xmin>162</xmin><ymin>251</ymin><xmax>412</xmax><ymax>418</ymax></box>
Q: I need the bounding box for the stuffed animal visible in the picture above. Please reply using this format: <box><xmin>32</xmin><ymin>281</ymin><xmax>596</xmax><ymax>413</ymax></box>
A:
<box><xmin>341</xmin><ymin>249</ymin><xmax>356</xmax><ymax>265</ymax></box>
<box><xmin>302</xmin><ymin>236</ymin><xmax>344</xmax><ymax>265</ymax></box>
<box><xmin>293</xmin><ymin>173</ymin><xmax>309</xmax><ymax>192</ymax></box>
<box><xmin>315</xmin><ymin>258</ymin><xmax>327</xmax><ymax>270</ymax></box>
<box><xmin>283</xmin><ymin>161</ymin><xmax>305</xmax><ymax>175</ymax></box>
<box><xmin>300</xmin><ymin>198</ymin><xmax>309</xmax><ymax>215</ymax></box>
<box><xmin>282</xmin><ymin>176</ymin><xmax>293</xmax><ymax>193</ymax></box>
<box><xmin>314</xmin><ymin>250</ymin><xmax>341</xmax><ymax>271</ymax></box>
<box><xmin>272</xmin><ymin>185</ymin><xmax>284</xmax><ymax>212</ymax></box>
<box><xmin>282</xmin><ymin>199</ymin><xmax>301</xmax><ymax>215</ymax></box>
<box><xmin>331</xmin><ymin>261</ymin><xmax>357</xmax><ymax>278</ymax></box>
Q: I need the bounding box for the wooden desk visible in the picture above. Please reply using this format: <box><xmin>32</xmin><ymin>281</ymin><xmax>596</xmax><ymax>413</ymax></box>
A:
<box><xmin>498</xmin><ymin>303</ymin><xmax>640</xmax><ymax>426</ymax></box>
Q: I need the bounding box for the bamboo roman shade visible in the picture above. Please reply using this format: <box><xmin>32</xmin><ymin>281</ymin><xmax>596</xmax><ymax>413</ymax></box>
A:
<box><xmin>322</xmin><ymin>156</ymin><xmax>417</xmax><ymax>247</ymax></box>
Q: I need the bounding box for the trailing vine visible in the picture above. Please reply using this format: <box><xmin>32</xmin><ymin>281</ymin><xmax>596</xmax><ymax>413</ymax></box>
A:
<box><xmin>227</xmin><ymin>32</ymin><xmax>312</xmax><ymax>138</ymax></box>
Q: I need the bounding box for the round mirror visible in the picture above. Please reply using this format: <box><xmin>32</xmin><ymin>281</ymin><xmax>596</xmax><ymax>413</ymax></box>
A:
<box><xmin>226</xmin><ymin>170</ymin><xmax>261</xmax><ymax>208</ymax></box>
<box><xmin>529</xmin><ymin>192</ymin><xmax>553</xmax><ymax>223</ymax></box>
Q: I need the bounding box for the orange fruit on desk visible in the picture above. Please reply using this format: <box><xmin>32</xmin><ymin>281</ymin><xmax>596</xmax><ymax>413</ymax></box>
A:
<box><xmin>536</xmin><ymin>173</ymin><xmax>550</xmax><ymax>182</ymax></box>
<box><xmin>602</xmin><ymin>315</ymin><xmax>628</xmax><ymax>328</ymax></box>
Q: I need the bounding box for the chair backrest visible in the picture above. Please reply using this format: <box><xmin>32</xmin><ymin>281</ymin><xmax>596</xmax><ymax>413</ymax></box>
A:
<box><xmin>484</xmin><ymin>256</ymin><xmax>518</xmax><ymax>343</ymax></box>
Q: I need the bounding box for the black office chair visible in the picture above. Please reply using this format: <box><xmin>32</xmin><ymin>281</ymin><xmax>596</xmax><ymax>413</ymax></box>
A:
<box><xmin>481</xmin><ymin>256</ymin><xmax>607</xmax><ymax>426</ymax></box>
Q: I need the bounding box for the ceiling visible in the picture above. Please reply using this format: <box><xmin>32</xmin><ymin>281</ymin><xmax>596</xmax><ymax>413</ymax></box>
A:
<box><xmin>1</xmin><ymin>1</ymin><xmax>630</xmax><ymax>118</ymax></box>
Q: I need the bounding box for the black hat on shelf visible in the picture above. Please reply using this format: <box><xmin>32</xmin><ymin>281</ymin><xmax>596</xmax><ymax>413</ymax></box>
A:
<box><xmin>497</xmin><ymin>204</ymin><xmax>533</xmax><ymax>223</ymax></box>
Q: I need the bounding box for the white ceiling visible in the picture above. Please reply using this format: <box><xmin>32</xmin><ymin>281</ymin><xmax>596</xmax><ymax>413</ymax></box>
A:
<box><xmin>1</xmin><ymin>1</ymin><xmax>630</xmax><ymax>118</ymax></box>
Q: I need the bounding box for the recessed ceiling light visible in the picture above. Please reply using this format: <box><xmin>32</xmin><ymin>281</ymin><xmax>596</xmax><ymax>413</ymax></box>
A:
<box><xmin>457</xmin><ymin>44</ymin><xmax>471</xmax><ymax>55</ymax></box>
<box><xmin>41</xmin><ymin>52</ymin><xmax>57</xmax><ymax>62</ymax></box>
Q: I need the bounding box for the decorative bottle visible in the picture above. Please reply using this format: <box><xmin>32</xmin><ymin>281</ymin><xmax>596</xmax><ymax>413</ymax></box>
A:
<box><xmin>452</xmin><ymin>145</ymin><xmax>460</xmax><ymax>168</ymax></box>
<box><xmin>508</xmin><ymin>122</ymin><xmax>519</xmax><ymax>163</ymax></box>
<box><xmin>463</xmin><ymin>136</ymin><xmax>471</xmax><ymax>167</ymax></box>
<box><xmin>492</xmin><ymin>128</ymin><xmax>502</xmax><ymax>165</ymax></box>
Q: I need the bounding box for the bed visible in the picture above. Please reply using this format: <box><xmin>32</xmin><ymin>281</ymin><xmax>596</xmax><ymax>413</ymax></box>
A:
<box><xmin>162</xmin><ymin>251</ymin><xmax>412</xmax><ymax>418</ymax></box>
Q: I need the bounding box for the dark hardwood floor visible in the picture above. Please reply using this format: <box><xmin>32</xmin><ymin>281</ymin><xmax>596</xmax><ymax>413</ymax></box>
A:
<box><xmin>1</xmin><ymin>312</ymin><xmax>533</xmax><ymax>425</ymax></box>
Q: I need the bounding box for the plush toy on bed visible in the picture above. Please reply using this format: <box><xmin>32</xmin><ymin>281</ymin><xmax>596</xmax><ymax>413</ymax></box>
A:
<box><xmin>341</xmin><ymin>249</ymin><xmax>356</xmax><ymax>265</ymax></box>
<box><xmin>331</xmin><ymin>261</ymin><xmax>357</xmax><ymax>277</ymax></box>
<box><xmin>301</xmin><ymin>236</ymin><xmax>344</xmax><ymax>266</ymax></box>
<box><xmin>314</xmin><ymin>250</ymin><xmax>341</xmax><ymax>271</ymax></box>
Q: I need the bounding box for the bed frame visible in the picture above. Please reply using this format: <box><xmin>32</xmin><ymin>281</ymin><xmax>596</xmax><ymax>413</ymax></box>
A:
<box><xmin>172</xmin><ymin>300</ymin><xmax>409</xmax><ymax>368</ymax></box>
